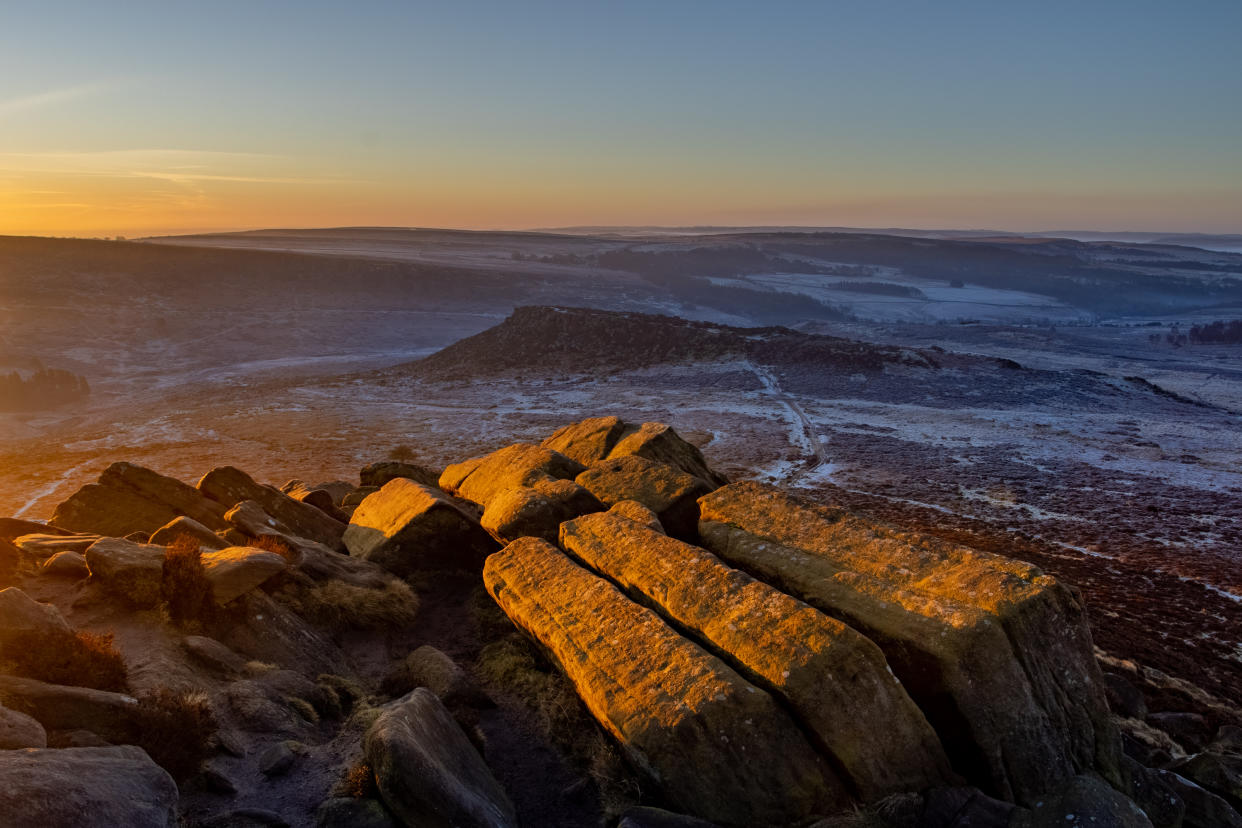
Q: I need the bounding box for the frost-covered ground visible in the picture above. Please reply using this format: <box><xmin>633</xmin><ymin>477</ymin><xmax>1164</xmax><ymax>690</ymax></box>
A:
<box><xmin>3</xmin><ymin>314</ymin><xmax>1241</xmax><ymax>702</ymax></box>
<box><xmin>710</xmin><ymin>271</ymin><xmax>1093</xmax><ymax>323</ymax></box>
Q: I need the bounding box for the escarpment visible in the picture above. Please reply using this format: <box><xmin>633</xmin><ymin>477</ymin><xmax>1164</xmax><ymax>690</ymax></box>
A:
<box><xmin>1</xmin><ymin>415</ymin><xmax>1229</xmax><ymax>828</ymax></box>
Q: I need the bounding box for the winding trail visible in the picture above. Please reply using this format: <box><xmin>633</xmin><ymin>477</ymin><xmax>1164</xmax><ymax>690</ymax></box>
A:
<box><xmin>746</xmin><ymin>361</ymin><xmax>831</xmax><ymax>473</ymax></box>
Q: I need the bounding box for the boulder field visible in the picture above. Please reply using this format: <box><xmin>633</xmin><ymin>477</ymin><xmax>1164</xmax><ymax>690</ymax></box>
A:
<box><xmin>0</xmin><ymin>416</ymin><xmax>1234</xmax><ymax>827</ymax></box>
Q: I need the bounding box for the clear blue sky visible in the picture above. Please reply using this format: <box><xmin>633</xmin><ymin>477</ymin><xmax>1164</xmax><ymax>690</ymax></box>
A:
<box><xmin>2</xmin><ymin>0</ymin><xmax>1239</xmax><ymax>235</ymax></box>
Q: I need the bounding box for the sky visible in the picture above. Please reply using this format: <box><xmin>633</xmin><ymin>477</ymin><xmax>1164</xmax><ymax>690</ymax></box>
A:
<box><xmin>1</xmin><ymin>1</ymin><xmax>1240</xmax><ymax>237</ymax></box>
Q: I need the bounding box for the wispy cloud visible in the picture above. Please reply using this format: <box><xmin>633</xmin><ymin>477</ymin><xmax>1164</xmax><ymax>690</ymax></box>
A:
<box><xmin>0</xmin><ymin>82</ymin><xmax>115</xmax><ymax>119</ymax></box>
<box><xmin>0</xmin><ymin>149</ymin><xmax>360</xmax><ymax>187</ymax></box>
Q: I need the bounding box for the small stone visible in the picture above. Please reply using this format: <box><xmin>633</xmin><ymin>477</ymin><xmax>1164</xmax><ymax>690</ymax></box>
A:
<box><xmin>41</xmin><ymin>550</ymin><xmax>89</xmax><ymax>579</ymax></box>
<box><xmin>259</xmin><ymin>741</ymin><xmax>300</xmax><ymax>777</ymax></box>
<box><xmin>0</xmin><ymin>704</ymin><xmax>47</xmax><ymax>749</ymax></box>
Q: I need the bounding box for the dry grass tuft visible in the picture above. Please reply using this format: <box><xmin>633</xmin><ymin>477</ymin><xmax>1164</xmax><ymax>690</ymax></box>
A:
<box><xmin>247</xmin><ymin>534</ymin><xmax>299</xmax><ymax>563</ymax></box>
<box><xmin>161</xmin><ymin>535</ymin><xmax>216</xmax><ymax>627</ymax></box>
<box><xmin>336</xmin><ymin>757</ymin><xmax>379</xmax><ymax>799</ymax></box>
<box><xmin>287</xmin><ymin>696</ymin><xmax>319</xmax><ymax>724</ymax></box>
<box><xmin>0</xmin><ymin>627</ymin><xmax>128</xmax><ymax>692</ymax></box>
<box><xmin>284</xmin><ymin>579</ymin><xmax>418</xmax><ymax>631</ymax></box>
<box><xmin>133</xmin><ymin>688</ymin><xmax>217</xmax><ymax>782</ymax></box>
<box><xmin>317</xmin><ymin>673</ymin><xmax>365</xmax><ymax>714</ymax></box>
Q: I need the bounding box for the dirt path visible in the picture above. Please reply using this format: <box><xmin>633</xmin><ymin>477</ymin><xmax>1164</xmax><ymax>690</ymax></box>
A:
<box><xmin>746</xmin><ymin>361</ymin><xmax>831</xmax><ymax>474</ymax></box>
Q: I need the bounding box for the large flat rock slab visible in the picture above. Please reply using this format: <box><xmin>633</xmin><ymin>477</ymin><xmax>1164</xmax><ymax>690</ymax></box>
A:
<box><xmin>51</xmin><ymin>462</ymin><xmax>229</xmax><ymax>538</ymax></box>
<box><xmin>697</xmin><ymin>481</ymin><xmax>1120</xmax><ymax>804</ymax></box>
<box><xmin>0</xmin><ymin>746</ymin><xmax>178</xmax><ymax>827</ymax></box>
<box><xmin>560</xmin><ymin>511</ymin><xmax>955</xmax><ymax>800</ymax></box>
<box><xmin>0</xmin><ymin>675</ymin><xmax>138</xmax><ymax>743</ymax></box>
<box><xmin>483</xmin><ymin>537</ymin><xmax>846</xmax><ymax>826</ymax></box>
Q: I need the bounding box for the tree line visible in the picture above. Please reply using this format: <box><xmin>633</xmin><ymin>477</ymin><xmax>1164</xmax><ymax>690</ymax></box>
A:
<box><xmin>1188</xmin><ymin>319</ymin><xmax>1242</xmax><ymax>344</ymax></box>
<box><xmin>0</xmin><ymin>368</ymin><xmax>90</xmax><ymax>411</ymax></box>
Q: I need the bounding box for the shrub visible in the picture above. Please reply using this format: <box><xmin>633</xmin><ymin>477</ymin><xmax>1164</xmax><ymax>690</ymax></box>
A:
<box><xmin>133</xmin><ymin>688</ymin><xmax>217</xmax><ymax>782</ymax></box>
<box><xmin>388</xmin><ymin>445</ymin><xmax>416</xmax><ymax>462</ymax></box>
<box><xmin>161</xmin><ymin>536</ymin><xmax>215</xmax><ymax>626</ymax></box>
<box><xmin>283</xmin><ymin>580</ymin><xmax>418</xmax><ymax>631</ymax></box>
<box><xmin>0</xmin><ymin>627</ymin><xmax>128</xmax><ymax>692</ymax></box>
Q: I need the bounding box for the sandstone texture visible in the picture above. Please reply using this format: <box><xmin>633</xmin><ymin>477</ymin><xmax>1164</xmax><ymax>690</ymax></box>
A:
<box><xmin>344</xmin><ymin>478</ymin><xmax>497</xmax><ymax>576</ymax></box>
<box><xmin>198</xmin><ymin>466</ymin><xmax>346</xmax><ymax>550</ymax></box>
<box><xmin>0</xmin><ymin>745</ymin><xmax>178</xmax><ymax>827</ymax></box>
<box><xmin>201</xmin><ymin>546</ymin><xmax>288</xmax><ymax>604</ymax></box>
<box><xmin>576</xmin><ymin>454</ymin><xmax>710</xmax><ymax>539</ymax></box>
<box><xmin>51</xmin><ymin>462</ymin><xmax>229</xmax><ymax>538</ymax></box>
<box><xmin>483</xmin><ymin>537</ymin><xmax>845</xmax><ymax>826</ymax></box>
<box><xmin>84</xmin><ymin>537</ymin><xmax>167</xmax><ymax>607</ymax></box>
<box><xmin>560</xmin><ymin>511</ymin><xmax>955</xmax><ymax>800</ymax></box>
<box><xmin>441</xmin><ymin>443</ymin><xmax>585</xmax><ymax>507</ymax></box>
<box><xmin>696</xmin><ymin>481</ymin><xmax>1121</xmax><ymax>804</ymax></box>
<box><xmin>150</xmin><ymin>516</ymin><xmax>231</xmax><ymax>550</ymax></box>
<box><xmin>543</xmin><ymin>416</ymin><xmax>727</xmax><ymax>488</ymax></box>
<box><xmin>365</xmin><ymin>687</ymin><xmax>517</xmax><ymax>828</ymax></box>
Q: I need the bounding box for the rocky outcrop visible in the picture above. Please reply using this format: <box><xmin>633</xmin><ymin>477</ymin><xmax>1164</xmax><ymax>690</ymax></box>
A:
<box><xmin>478</xmin><ymin>486</ymin><xmax>567</xmax><ymax>544</ymax></box>
<box><xmin>696</xmin><ymin>481</ymin><xmax>1121</xmax><ymax>805</ymax></box>
<box><xmin>1169</xmin><ymin>751</ymin><xmax>1242</xmax><ymax>813</ymax></box>
<box><xmin>149</xmin><ymin>516</ymin><xmax>230</xmax><ymax>550</ymax></box>
<box><xmin>1</xmin><ymin>517</ymin><xmax>75</xmax><ymax>542</ymax></box>
<box><xmin>280</xmin><ymin>481</ymin><xmax>349</xmax><ymax>523</ymax></box>
<box><xmin>576</xmin><ymin>455</ymin><xmax>710</xmax><ymax>539</ymax></box>
<box><xmin>84</xmin><ymin>537</ymin><xmax>167</xmax><ymax>607</ymax></box>
<box><xmin>0</xmin><ymin>703</ymin><xmax>47</xmax><ymax>749</ymax></box>
<box><xmin>0</xmin><ymin>745</ymin><xmax>178</xmax><ymax>827</ymax></box>
<box><xmin>1155</xmin><ymin>767</ymin><xmax>1242</xmax><ymax>828</ymax></box>
<box><xmin>607</xmin><ymin>422</ymin><xmax>728</xmax><ymax>489</ymax></box>
<box><xmin>0</xmin><ymin>587</ymin><xmax>71</xmax><ymax>647</ymax></box>
<box><xmin>359</xmin><ymin>461</ymin><xmax>441</xmax><ymax>490</ymax></box>
<box><xmin>364</xmin><ymin>688</ymin><xmax>517</xmax><ymax>828</ymax></box>
<box><xmin>1011</xmin><ymin>774</ymin><xmax>1153</xmax><ymax>827</ymax></box>
<box><xmin>223</xmin><ymin>500</ymin><xmax>298</xmax><ymax>545</ymax></box>
<box><xmin>543</xmin><ymin>416</ymin><xmax>727</xmax><ymax>489</ymax></box>
<box><xmin>198</xmin><ymin>466</ymin><xmax>346</xmax><ymax>551</ymax></box>
<box><xmin>0</xmin><ymin>675</ymin><xmax>138</xmax><ymax>744</ymax></box>
<box><xmin>13</xmin><ymin>532</ymin><xmax>100</xmax><ymax>558</ymax></box>
<box><xmin>560</xmin><ymin>511</ymin><xmax>955</xmax><ymax>800</ymax></box>
<box><xmin>51</xmin><ymin>462</ymin><xmax>229</xmax><ymax>537</ymax></box>
<box><xmin>344</xmin><ymin>479</ymin><xmax>497</xmax><ymax>576</ymax></box>
<box><xmin>540</xmin><ymin>416</ymin><xmax>628</xmax><ymax>466</ymax></box>
<box><xmin>483</xmin><ymin>537</ymin><xmax>846</xmax><ymax>826</ymax></box>
<box><xmin>202</xmin><ymin>546</ymin><xmax>288</xmax><ymax>604</ymax></box>
<box><xmin>440</xmin><ymin>444</ymin><xmax>585</xmax><ymax>508</ymax></box>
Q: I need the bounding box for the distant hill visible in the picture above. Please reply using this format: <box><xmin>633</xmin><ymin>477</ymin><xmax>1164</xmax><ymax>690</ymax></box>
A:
<box><xmin>405</xmin><ymin>306</ymin><xmax>936</xmax><ymax>380</ymax></box>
